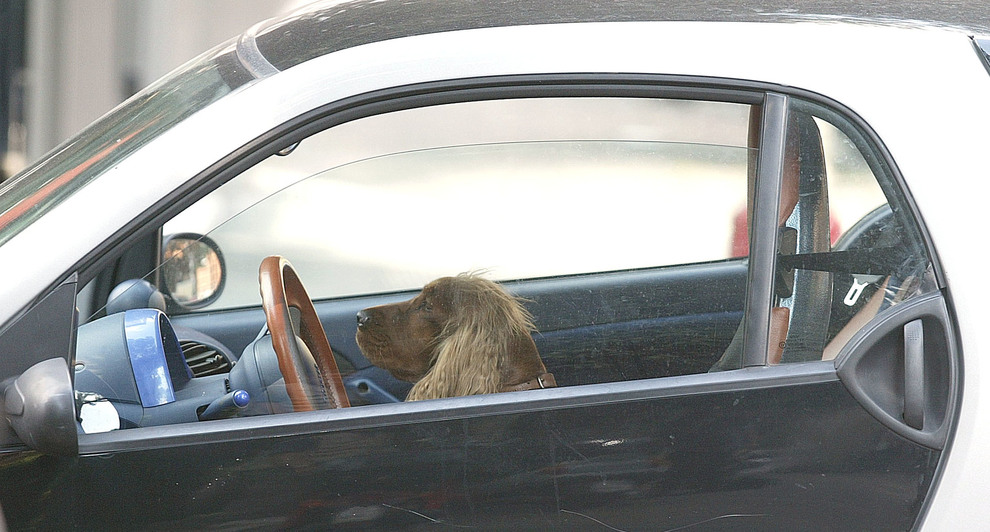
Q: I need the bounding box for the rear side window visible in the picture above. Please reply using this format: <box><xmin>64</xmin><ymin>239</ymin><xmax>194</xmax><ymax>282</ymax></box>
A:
<box><xmin>770</xmin><ymin>99</ymin><xmax>937</xmax><ymax>364</ymax></box>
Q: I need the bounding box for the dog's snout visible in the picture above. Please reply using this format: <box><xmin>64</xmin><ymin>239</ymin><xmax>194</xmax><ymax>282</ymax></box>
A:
<box><xmin>356</xmin><ymin>309</ymin><xmax>371</xmax><ymax>328</ymax></box>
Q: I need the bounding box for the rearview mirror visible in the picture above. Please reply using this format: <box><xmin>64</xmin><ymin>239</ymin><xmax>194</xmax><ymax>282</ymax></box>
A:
<box><xmin>3</xmin><ymin>358</ymin><xmax>78</xmax><ymax>456</ymax></box>
<box><xmin>161</xmin><ymin>233</ymin><xmax>226</xmax><ymax>310</ymax></box>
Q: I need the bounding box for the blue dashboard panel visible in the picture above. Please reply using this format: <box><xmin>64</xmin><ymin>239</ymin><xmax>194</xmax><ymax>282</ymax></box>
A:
<box><xmin>123</xmin><ymin>309</ymin><xmax>176</xmax><ymax>407</ymax></box>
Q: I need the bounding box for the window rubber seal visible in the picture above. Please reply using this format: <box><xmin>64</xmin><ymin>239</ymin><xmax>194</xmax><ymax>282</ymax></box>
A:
<box><xmin>743</xmin><ymin>93</ymin><xmax>787</xmax><ymax>368</ymax></box>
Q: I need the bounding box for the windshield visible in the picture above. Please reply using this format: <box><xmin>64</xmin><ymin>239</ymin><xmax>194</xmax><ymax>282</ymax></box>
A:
<box><xmin>0</xmin><ymin>38</ymin><xmax>255</xmax><ymax>247</ymax></box>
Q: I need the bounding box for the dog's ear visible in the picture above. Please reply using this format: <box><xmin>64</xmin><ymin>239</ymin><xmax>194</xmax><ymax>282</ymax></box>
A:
<box><xmin>503</xmin><ymin>329</ymin><xmax>547</xmax><ymax>386</ymax></box>
<box><xmin>406</xmin><ymin>319</ymin><xmax>503</xmax><ymax>401</ymax></box>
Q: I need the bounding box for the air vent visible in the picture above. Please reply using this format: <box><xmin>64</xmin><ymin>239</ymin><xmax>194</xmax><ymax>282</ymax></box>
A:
<box><xmin>180</xmin><ymin>340</ymin><xmax>232</xmax><ymax>377</ymax></box>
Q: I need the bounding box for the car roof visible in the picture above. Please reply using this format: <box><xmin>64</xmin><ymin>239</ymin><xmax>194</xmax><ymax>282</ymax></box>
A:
<box><xmin>249</xmin><ymin>0</ymin><xmax>990</xmax><ymax>75</ymax></box>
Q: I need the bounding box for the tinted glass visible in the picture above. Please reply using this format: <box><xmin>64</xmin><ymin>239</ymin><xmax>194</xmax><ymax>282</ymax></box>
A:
<box><xmin>0</xmin><ymin>40</ymin><xmax>251</xmax><ymax>246</ymax></box>
<box><xmin>254</xmin><ymin>0</ymin><xmax>990</xmax><ymax>72</ymax></box>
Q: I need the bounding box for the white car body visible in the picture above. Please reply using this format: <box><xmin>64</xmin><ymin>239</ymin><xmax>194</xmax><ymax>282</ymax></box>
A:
<box><xmin>0</xmin><ymin>8</ymin><xmax>987</xmax><ymax>528</ymax></box>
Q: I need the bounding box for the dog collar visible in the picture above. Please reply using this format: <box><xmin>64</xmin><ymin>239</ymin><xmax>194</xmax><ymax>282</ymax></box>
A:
<box><xmin>502</xmin><ymin>372</ymin><xmax>557</xmax><ymax>392</ymax></box>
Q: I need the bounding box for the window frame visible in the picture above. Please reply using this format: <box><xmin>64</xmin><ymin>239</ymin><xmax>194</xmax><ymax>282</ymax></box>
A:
<box><xmin>65</xmin><ymin>74</ymin><xmax>943</xmax><ymax>453</ymax></box>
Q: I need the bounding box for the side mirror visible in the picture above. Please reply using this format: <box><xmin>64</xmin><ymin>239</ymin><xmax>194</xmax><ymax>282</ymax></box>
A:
<box><xmin>3</xmin><ymin>358</ymin><xmax>78</xmax><ymax>456</ymax></box>
<box><xmin>161</xmin><ymin>233</ymin><xmax>226</xmax><ymax>310</ymax></box>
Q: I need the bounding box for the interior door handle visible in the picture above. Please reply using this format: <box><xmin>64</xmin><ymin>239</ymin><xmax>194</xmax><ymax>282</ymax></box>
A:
<box><xmin>903</xmin><ymin>319</ymin><xmax>925</xmax><ymax>430</ymax></box>
<box><xmin>836</xmin><ymin>294</ymin><xmax>956</xmax><ymax>449</ymax></box>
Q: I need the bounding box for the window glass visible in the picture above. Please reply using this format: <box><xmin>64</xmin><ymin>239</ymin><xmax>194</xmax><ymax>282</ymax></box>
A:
<box><xmin>773</xmin><ymin>101</ymin><xmax>936</xmax><ymax>364</ymax></box>
<box><xmin>167</xmin><ymin>98</ymin><xmax>753</xmax><ymax>306</ymax></box>
<box><xmin>0</xmin><ymin>40</ymin><xmax>248</xmax><ymax>247</ymax></box>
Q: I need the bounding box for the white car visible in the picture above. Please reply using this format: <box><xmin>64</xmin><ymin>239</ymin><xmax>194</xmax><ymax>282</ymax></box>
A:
<box><xmin>0</xmin><ymin>1</ymin><xmax>987</xmax><ymax>529</ymax></box>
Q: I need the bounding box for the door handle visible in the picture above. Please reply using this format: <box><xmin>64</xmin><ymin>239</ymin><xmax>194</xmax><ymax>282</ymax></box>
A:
<box><xmin>903</xmin><ymin>319</ymin><xmax>925</xmax><ymax>430</ymax></box>
<box><xmin>836</xmin><ymin>295</ymin><xmax>956</xmax><ymax>449</ymax></box>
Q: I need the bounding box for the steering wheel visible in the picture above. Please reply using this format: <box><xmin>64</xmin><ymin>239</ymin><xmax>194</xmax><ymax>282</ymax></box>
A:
<box><xmin>259</xmin><ymin>256</ymin><xmax>349</xmax><ymax>411</ymax></box>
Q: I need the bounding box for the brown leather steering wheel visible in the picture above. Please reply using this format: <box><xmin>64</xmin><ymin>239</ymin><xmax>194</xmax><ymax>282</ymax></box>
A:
<box><xmin>259</xmin><ymin>256</ymin><xmax>349</xmax><ymax>411</ymax></box>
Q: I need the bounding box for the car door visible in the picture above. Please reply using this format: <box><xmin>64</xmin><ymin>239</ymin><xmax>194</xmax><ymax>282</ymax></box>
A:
<box><xmin>0</xmin><ymin>78</ymin><xmax>956</xmax><ymax>530</ymax></box>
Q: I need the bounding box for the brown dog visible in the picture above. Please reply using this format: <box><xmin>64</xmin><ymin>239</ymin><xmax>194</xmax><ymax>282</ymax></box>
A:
<box><xmin>355</xmin><ymin>274</ymin><xmax>555</xmax><ymax>401</ymax></box>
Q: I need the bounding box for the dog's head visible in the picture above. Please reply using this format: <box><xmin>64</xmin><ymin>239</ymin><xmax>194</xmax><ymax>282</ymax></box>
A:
<box><xmin>355</xmin><ymin>274</ymin><xmax>547</xmax><ymax>400</ymax></box>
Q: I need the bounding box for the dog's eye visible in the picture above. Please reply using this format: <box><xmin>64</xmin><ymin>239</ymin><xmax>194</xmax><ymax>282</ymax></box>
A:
<box><xmin>418</xmin><ymin>301</ymin><xmax>433</xmax><ymax>312</ymax></box>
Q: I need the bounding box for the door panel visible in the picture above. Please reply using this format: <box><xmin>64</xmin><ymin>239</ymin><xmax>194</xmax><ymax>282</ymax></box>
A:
<box><xmin>49</xmin><ymin>371</ymin><xmax>933</xmax><ymax>530</ymax></box>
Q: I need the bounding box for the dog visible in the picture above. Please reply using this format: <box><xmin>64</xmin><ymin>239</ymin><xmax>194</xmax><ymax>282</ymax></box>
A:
<box><xmin>355</xmin><ymin>273</ymin><xmax>555</xmax><ymax>401</ymax></box>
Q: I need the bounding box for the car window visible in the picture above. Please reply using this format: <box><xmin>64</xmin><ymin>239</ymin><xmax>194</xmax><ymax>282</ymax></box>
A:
<box><xmin>73</xmin><ymin>96</ymin><xmax>760</xmax><ymax>431</ymax></box>
<box><xmin>772</xmin><ymin>100</ymin><xmax>937</xmax><ymax>364</ymax></box>
<box><xmin>166</xmin><ymin>98</ymin><xmax>753</xmax><ymax>305</ymax></box>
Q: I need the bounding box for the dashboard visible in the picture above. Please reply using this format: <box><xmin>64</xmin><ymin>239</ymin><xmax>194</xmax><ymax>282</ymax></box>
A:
<box><xmin>74</xmin><ymin>308</ymin><xmax>292</xmax><ymax>432</ymax></box>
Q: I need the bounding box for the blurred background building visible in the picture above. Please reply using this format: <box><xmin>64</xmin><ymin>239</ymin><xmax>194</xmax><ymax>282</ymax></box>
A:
<box><xmin>0</xmin><ymin>0</ymin><xmax>299</xmax><ymax>181</ymax></box>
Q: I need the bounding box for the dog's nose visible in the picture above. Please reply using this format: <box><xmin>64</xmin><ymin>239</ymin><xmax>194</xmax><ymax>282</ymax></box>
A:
<box><xmin>356</xmin><ymin>309</ymin><xmax>371</xmax><ymax>328</ymax></box>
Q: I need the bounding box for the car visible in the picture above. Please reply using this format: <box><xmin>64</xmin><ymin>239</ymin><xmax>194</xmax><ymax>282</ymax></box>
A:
<box><xmin>0</xmin><ymin>0</ymin><xmax>988</xmax><ymax>528</ymax></box>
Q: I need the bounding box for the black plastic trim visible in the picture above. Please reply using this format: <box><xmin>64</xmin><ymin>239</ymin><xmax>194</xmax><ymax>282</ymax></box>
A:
<box><xmin>903</xmin><ymin>319</ymin><xmax>925</xmax><ymax>429</ymax></box>
<box><xmin>834</xmin><ymin>293</ymin><xmax>958</xmax><ymax>450</ymax></box>
<box><xmin>0</xmin><ymin>275</ymin><xmax>77</xmax><ymax>383</ymax></box>
<box><xmin>0</xmin><ymin>275</ymin><xmax>77</xmax><ymax>451</ymax></box>
<box><xmin>744</xmin><ymin>93</ymin><xmax>786</xmax><ymax>367</ymax></box>
<box><xmin>79</xmin><ymin>361</ymin><xmax>838</xmax><ymax>454</ymax></box>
